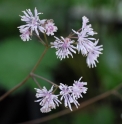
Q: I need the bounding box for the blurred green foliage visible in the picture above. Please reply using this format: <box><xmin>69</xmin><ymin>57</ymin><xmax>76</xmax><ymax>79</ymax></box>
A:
<box><xmin>72</xmin><ymin>106</ymin><xmax>115</xmax><ymax>124</ymax></box>
<box><xmin>0</xmin><ymin>37</ymin><xmax>59</xmax><ymax>91</ymax></box>
<box><xmin>0</xmin><ymin>0</ymin><xmax>122</xmax><ymax>123</ymax></box>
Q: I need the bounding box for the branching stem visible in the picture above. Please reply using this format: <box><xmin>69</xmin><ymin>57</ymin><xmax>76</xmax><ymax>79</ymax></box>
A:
<box><xmin>31</xmin><ymin>73</ymin><xmax>58</xmax><ymax>87</ymax></box>
<box><xmin>0</xmin><ymin>47</ymin><xmax>49</xmax><ymax>101</ymax></box>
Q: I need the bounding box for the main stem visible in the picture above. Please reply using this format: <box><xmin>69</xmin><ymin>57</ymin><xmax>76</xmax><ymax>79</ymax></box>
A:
<box><xmin>0</xmin><ymin>47</ymin><xmax>49</xmax><ymax>101</ymax></box>
<box><xmin>0</xmin><ymin>75</ymin><xmax>30</xmax><ymax>101</ymax></box>
<box><xmin>31</xmin><ymin>47</ymin><xmax>48</xmax><ymax>73</ymax></box>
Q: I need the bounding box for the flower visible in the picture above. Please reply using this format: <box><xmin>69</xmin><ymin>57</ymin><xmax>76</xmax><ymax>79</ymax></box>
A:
<box><xmin>35</xmin><ymin>86</ymin><xmax>61</xmax><ymax>113</ymax></box>
<box><xmin>18</xmin><ymin>8</ymin><xmax>46</xmax><ymax>37</ymax></box>
<box><xmin>71</xmin><ymin>77</ymin><xmax>88</xmax><ymax>99</ymax></box>
<box><xmin>19</xmin><ymin>27</ymin><xmax>31</xmax><ymax>41</ymax></box>
<box><xmin>59</xmin><ymin>77</ymin><xmax>88</xmax><ymax>111</ymax></box>
<box><xmin>86</xmin><ymin>40</ymin><xmax>103</xmax><ymax>68</ymax></box>
<box><xmin>45</xmin><ymin>19</ymin><xmax>58</xmax><ymax>36</ymax></box>
<box><xmin>51</xmin><ymin>36</ymin><xmax>76</xmax><ymax>60</ymax></box>
<box><xmin>59</xmin><ymin>83</ymin><xmax>80</xmax><ymax>111</ymax></box>
<box><xmin>72</xmin><ymin>16</ymin><xmax>97</xmax><ymax>55</ymax></box>
<box><xmin>81</xmin><ymin>16</ymin><xmax>97</xmax><ymax>36</ymax></box>
<box><xmin>72</xmin><ymin>16</ymin><xmax>103</xmax><ymax>68</ymax></box>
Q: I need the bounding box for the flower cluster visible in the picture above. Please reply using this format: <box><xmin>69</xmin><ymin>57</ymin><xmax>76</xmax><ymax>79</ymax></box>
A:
<box><xmin>18</xmin><ymin>8</ymin><xmax>103</xmax><ymax>68</ymax></box>
<box><xmin>18</xmin><ymin>8</ymin><xmax>57</xmax><ymax>41</ymax></box>
<box><xmin>51</xmin><ymin>16</ymin><xmax>103</xmax><ymax>68</ymax></box>
<box><xmin>35</xmin><ymin>77</ymin><xmax>87</xmax><ymax>113</ymax></box>
<box><xmin>18</xmin><ymin>8</ymin><xmax>103</xmax><ymax>113</ymax></box>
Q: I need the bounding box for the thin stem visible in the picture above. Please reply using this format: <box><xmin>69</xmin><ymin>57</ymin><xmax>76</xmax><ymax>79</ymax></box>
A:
<box><xmin>69</xmin><ymin>37</ymin><xmax>78</xmax><ymax>39</ymax></box>
<box><xmin>31</xmin><ymin>73</ymin><xmax>58</xmax><ymax>87</ymax></box>
<box><xmin>113</xmin><ymin>82</ymin><xmax>122</xmax><ymax>90</ymax></box>
<box><xmin>32</xmin><ymin>77</ymin><xmax>42</xmax><ymax>89</ymax></box>
<box><xmin>33</xmin><ymin>32</ymin><xmax>46</xmax><ymax>46</ymax></box>
<box><xmin>31</xmin><ymin>47</ymin><xmax>48</xmax><ymax>73</ymax></box>
<box><xmin>112</xmin><ymin>90</ymin><xmax>122</xmax><ymax>100</ymax></box>
<box><xmin>37</xmin><ymin>35</ymin><xmax>46</xmax><ymax>46</ymax></box>
<box><xmin>21</xmin><ymin>83</ymin><xmax>122</xmax><ymax>124</ymax></box>
<box><xmin>44</xmin><ymin>33</ymin><xmax>48</xmax><ymax>45</ymax></box>
<box><xmin>0</xmin><ymin>47</ymin><xmax>49</xmax><ymax>101</ymax></box>
<box><xmin>68</xmin><ymin>28</ymin><xmax>82</xmax><ymax>38</ymax></box>
<box><xmin>0</xmin><ymin>75</ymin><xmax>30</xmax><ymax>101</ymax></box>
<box><xmin>53</xmin><ymin>86</ymin><xmax>58</xmax><ymax>93</ymax></box>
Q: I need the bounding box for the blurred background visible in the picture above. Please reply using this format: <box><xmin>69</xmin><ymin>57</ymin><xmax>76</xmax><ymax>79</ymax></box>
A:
<box><xmin>0</xmin><ymin>0</ymin><xmax>122</xmax><ymax>123</ymax></box>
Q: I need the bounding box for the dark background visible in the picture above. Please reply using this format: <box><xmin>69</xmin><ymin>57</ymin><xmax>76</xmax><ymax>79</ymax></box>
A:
<box><xmin>0</xmin><ymin>0</ymin><xmax>122</xmax><ymax>123</ymax></box>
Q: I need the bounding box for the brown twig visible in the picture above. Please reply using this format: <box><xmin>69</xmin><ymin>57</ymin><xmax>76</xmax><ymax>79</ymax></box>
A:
<box><xmin>0</xmin><ymin>75</ymin><xmax>30</xmax><ymax>101</ymax></box>
<box><xmin>112</xmin><ymin>90</ymin><xmax>122</xmax><ymax>100</ymax></box>
<box><xmin>32</xmin><ymin>77</ymin><xmax>42</xmax><ymax>89</ymax></box>
<box><xmin>43</xmin><ymin>33</ymin><xmax>48</xmax><ymax>45</ymax></box>
<box><xmin>34</xmin><ymin>33</ymin><xmax>46</xmax><ymax>46</ymax></box>
<box><xmin>31</xmin><ymin>73</ymin><xmax>59</xmax><ymax>87</ymax></box>
<box><xmin>30</xmin><ymin>47</ymin><xmax>48</xmax><ymax>73</ymax></box>
<box><xmin>21</xmin><ymin>83</ymin><xmax>122</xmax><ymax>124</ymax></box>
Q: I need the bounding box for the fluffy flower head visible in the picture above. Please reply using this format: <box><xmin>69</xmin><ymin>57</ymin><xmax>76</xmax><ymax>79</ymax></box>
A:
<box><xmin>59</xmin><ymin>77</ymin><xmax>87</xmax><ymax>111</ymax></box>
<box><xmin>45</xmin><ymin>19</ymin><xmax>58</xmax><ymax>36</ymax></box>
<box><xmin>72</xmin><ymin>16</ymin><xmax>97</xmax><ymax>55</ymax></box>
<box><xmin>86</xmin><ymin>40</ymin><xmax>103</xmax><ymax>68</ymax></box>
<box><xmin>35</xmin><ymin>86</ymin><xmax>61</xmax><ymax>113</ymax></box>
<box><xmin>18</xmin><ymin>8</ymin><xmax>46</xmax><ymax>37</ymax></box>
<box><xmin>51</xmin><ymin>36</ymin><xmax>76</xmax><ymax>60</ymax></box>
<box><xmin>71</xmin><ymin>77</ymin><xmax>88</xmax><ymax>99</ymax></box>
<box><xmin>19</xmin><ymin>27</ymin><xmax>31</xmax><ymax>41</ymax></box>
<box><xmin>59</xmin><ymin>83</ymin><xmax>79</xmax><ymax>111</ymax></box>
<box><xmin>72</xmin><ymin>16</ymin><xmax>103</xmax><ymax>68</ymax></box>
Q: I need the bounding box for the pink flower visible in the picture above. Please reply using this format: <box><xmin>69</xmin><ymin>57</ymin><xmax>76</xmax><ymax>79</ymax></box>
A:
<box><xmin>35</xmin><ymin>86</ymin><xmax>61</xmax><ymax>113</ymax></box>
<box><xmin>72</xmin><ymin>16</ymin><xmax>97</xmax><ymax>55</ymax></box>
<box><xmin>51</xmin><ymin>36</ymin><xmax>76</xmax><ymax>60</ymax></box>
<box><xmin>19</xmin><ymin>27</ymin><xmax>31</xmax><ymax>41</ymax></box>
<box><xmin>45</xmin><ymin>20</ymin><xmax>58</xmax><ymax>36</ymax></box>
<box><xmin>59</xmin><ymin>77</ymin><xmax>88</xmax><ymax>111</ymax></box>
<box><xmin>86</xmin><ymin>40</ymin><xmax>103</xmax><ymax>68</ymax></box>
<box><xmin>71</xmin><ymin>77</ymin><xmax>88</xmax><ymax>99</ymax></box>
<box><xmin>59</xmin><ymin>83</ymin><xmax>79</xmax><ymax>111</ymax></box>
<box><xmin>72</xmin><ymin>16</ymin><xmax>103</xmax><ymax>68</ymax></box>
<box><xmin>18</xmin><ymin>8</ymin><xmax>46</xmax><ymax>37</ymax></box>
